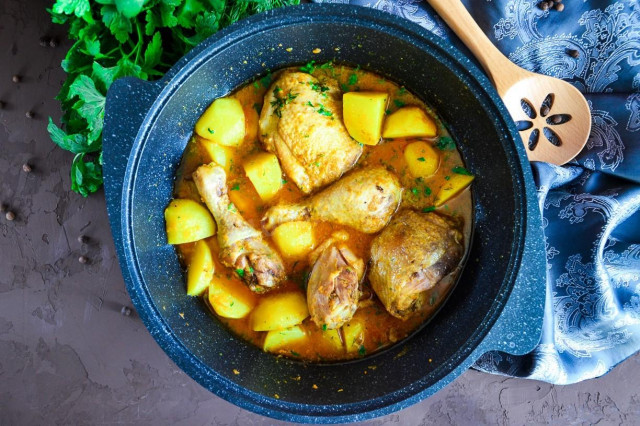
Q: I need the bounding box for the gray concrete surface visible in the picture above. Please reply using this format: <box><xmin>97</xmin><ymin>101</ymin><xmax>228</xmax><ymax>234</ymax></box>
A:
<box><xmin>1</xmin><ymin>1</ymin><xmax>640</xmax><ymax>424</ymax></box>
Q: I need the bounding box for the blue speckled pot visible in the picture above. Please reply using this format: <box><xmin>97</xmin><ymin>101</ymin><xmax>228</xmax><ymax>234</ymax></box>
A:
<box><xmin>103</xmin><ymin>4</ymin><xmax>546</xmax><ymax>423</ymax></box>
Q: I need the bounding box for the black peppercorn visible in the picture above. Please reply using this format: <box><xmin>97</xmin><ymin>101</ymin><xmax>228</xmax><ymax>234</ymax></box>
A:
<box><xmin>555</xmin><ymin>3</ymin><xmax>565</xmax><ymax>11</ymax></box>
<box><xmin>121</xmin><ymin>306</ymin><xmax>132</xmax><ymax>316</ymax></box>
<box><xmin>568</xmin><ymin>49</ymin><xmax>580</xmax><ymax>58</ymax></box>
<box><xmin>78</xmin><ymin>234</ymin><xmax>89</xmax><ymax>244</ymax></box>
<box><xmin>39</xmin><ymin>36</ymin><xmax>50</xmax><ymax>47</ymax></box>
<box><xmin>25</xmin><ymin>111</ymin><xmax>34</xmax><ymax>119</ymax></box>
<box><xmin>551</xmin><ymin>115</ymin><xmax>563</xmax><ymax>124</ymax></box>
<box><xmin>12</xmin><ymin>75</ymin><xmax>20</xmax><ymax>83</ymax></box>
<box><xmin>6</xmin><ymin>211</ymin><xmax>15</xmax><ymax>221</ymax></box>
<box><xmin>78</xmin><ymin>255</ymin><xmax>88</xmax><ymax>264</ymax></box>
<box><xmin>49</xmin><ymin>38</ymin><xmax>58</xmax><ymax>48</ymax></box>
<box><xmin>22</xmin><ymin>163</ymin><xmax>32</xmax><ymax>173</ymax></box>
<box><xmin>538</xmin><ymin>1</ymin><xmax>550</xmax><ymax>10</ymax></box>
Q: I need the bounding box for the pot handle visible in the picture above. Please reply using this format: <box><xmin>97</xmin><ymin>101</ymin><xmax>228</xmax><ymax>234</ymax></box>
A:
<box><xmin>476</xmin><ymin>233</ymin><xmax>547</xmax><ymax>356</ymax></box>
<box><xmin>103</xmin><ymin>77</ymin><xmax>163</xmax><ymax>250</ymax></box>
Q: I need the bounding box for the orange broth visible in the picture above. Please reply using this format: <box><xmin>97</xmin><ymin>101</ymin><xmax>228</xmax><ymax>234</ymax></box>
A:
<box><xmin>172</xmin><ymin>64</ymin><xmax>473</xmax><ymax>362</ymax></box>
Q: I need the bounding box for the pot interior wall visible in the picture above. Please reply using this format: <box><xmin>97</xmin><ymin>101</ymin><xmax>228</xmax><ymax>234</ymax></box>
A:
<box><xmin>128</xmin><ymin>20</ymin><xmax>523</xmax><ymax>411</ymax></box>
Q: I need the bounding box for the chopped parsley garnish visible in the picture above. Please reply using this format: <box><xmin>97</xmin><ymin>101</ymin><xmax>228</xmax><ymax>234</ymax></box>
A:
<box><xmin>322</xmin><ymin>324</ymin><xmax>327</xmax><ymax>331</ymax></box>
<box><xmin>270</xmin><ymin>92</ymin><xmax>298</xmax><ymax>118</ymax></box>
<box><xmin>417</xmin><ymin>157</ymin><xmax>425</xmax><ymax>162</ymax></box>
<box><xmin>445</xmin><ymin>175</ymin><xmax>451</xmax><ymax>180</ymax></box>
<box><xmin>436</xmin><ymin>136</ymin><xmax>456</xmax><ymax>150</ymax></box>
<box><xmin>260</xmin><ymin>71</ymin><xmax>272</xmax><ymax>88</ymax></box>
<box><xmin>358</xmin><ymin>345</ymin><xmax>366</xmax><ymax>356</ymax></box>
<box><xmin>411</xmin><ymin>187</ymin><xmax>419</xmax><ymax>196</ymax></box>
<box><xmin>422</xmin><ymin>206</ymin><xmax>436</xmax><ymax>213</ymax></box>
<box><xmin>347</xmin><ymin>73</ymin><xmax>358</xmax><ymax>86</ymax></box>
<box><xmin>231</xmin><ymin>183</ymin><xmax>240</xmax><ymax>191</ymax></box>
<box><xmin>317</xmin><ymin>104</ymin><xmax>333</xmax><ymax>117</ymax></box>
<box><xmin>273</xmin><ymin>86</ymin><xmax>282</xmax><ymax>93</ymax></box>
<box><xmin>236</xmin><ymin>268</ymin><xmax>245</xmax><ymax>277</ymax></box>
<box><xmin>248</xmin><ymin>266</ymin><xmax>254</xmax><ymax>274</ymax></box>
<box><xmin>300</xmin><ymin>60</ymin><xmax>316</xmax><ymax>74</ymax></box>
<box><xmin>207</xmin><ymin>128</ymin><xmax>215</xmax><ymax>135</ymax></box>
<box><xmin>393</xmin><ymin>99</ymin><xmax>406</xmax><ymax>108</ymax></box>
<box><xmin>253</xmin><ymin>103</ymin><xmax>262</xmax><ymax>113</ymax></box>
<box><xmin>385</xmin><ymin>109</ymin><xmax>391</xmax><ymax>115</ymax></box>
<box><xmin>424</xmin><ymin>186</ymin><xmax>432</xmax><ymax>196</ymax></box>
<box><xmin>320</xmin><ymin>61</ymin><xmax>334</xmax><ymax>71</ymax></box>
<box><xmin>306</xmin><ymin>101</ymin><xmax>314</xmax><ymax>107</ymax></box>
<box><xmin>397</xmin><ymin>87</ymin><xmax>407</xmax><ymax>95</ymax></box>
<box><xmin>309</xmin><ymin>81</ymin><xmax>330</xmax><ymax>96</ymax></box>
<box><xmin>290</xmin><ymin>350</ymin><xmax>301</xmax><ymax>357</ymax></box>
<box><xmin>452</xmin><ymin>166</ymin><xmax>472</xmax><ymax>175</ymax></box>
<box><xmin>281</xmin><ymin>178</ymin><xmax>287</xmax><ymax>184</ymax></box>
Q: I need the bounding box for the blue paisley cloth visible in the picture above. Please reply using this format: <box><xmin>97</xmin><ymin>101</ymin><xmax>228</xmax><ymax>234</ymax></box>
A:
<box><xmin>313</xmin><ymin>0</ymin><xmax>640</xmax><ymax>384</ymax></box>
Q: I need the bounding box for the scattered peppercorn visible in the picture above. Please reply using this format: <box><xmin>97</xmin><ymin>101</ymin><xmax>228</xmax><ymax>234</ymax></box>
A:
<box><xmin>568</xmin><ymin>49</ymin><xmax>579</xmax><ymax>58</ymax></box>
<box><xmin>539</xmin><ymin>1</ymin><xmax>550</xmax><ymax>10</ymax></box>
<box><xmin>39</xmin><ymin>36</ymin><xmax>50</xmax><ymax>47</ymax></box>
<box><xmin>25</xmin><ymin>111</ymin><xmax>34</xmax><ymax>119</ymax></box>
<box><xmin>5</xmin><ymin>211</ymin><xmax>15</xmax><ymax>221</ymax></box>
<box><xmin>49</xmin><ymin>38</ymin><xmax>58</xmax><ymax>48</ymax></box>
<box><xmin>12</xmin><ymin>75</ymin><xmax>20</xmax><ymax>83</ymax></box>
<box><xmin>121</xmin><ymin>306</ymin><xmax>132</xmax><ymax>316</ymax></box>
<box><xmin>78</xmin><ymin>255</ymin><xmax>88</xmax><ymax>264</ymax></box>
<box><xmin>551</xmin><ymin>115</ymin><xmax>563</xmax><ymax>124</ymax></box>
<box><xmin>541</xmin><ymin>105</ymin><xmax>550</xmax><ymax>116</ymax></box>
<box><xmin>555</xmin><ymin>2</ymin><xmax>565</xmax><ymax>11</ymax></box>
<box><xmin>78</xmin><ymin>234</ymin><xmax>88</xmax><ymax>244</ymax></box>
<box><xmin>22</xmin><ymin>163</ymin><xmax>32</xmax><ymax>173</ymax></box>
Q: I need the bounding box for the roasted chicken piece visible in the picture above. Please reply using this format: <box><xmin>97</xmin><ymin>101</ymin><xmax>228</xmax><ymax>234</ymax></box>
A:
<box><xmin>369</xmin><ymin>210</ymin><xmax>464</xmax><ymax>320</ymax></box>
<box><xmin>193</xmin><ymin>163</ymin><xmax>285</xmax><ymax>292</ymax></box>
<box><xmin>262</xmin><ymin>166</ymin><xmax>402</xmax><ymax>233</ymax></box>
<box><xmin>307</xmin><ymin>233</ymin><xmax>364</xmax><ymax>330</ymax></box>
<box><xmin>259</xmin><ymin>71</ymin><xmax>362</xmax><ymax>193</ymax></box>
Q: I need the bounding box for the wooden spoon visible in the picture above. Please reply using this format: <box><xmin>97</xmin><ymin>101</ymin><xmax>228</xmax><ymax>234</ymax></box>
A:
<box><xmin>427</xmin><ymin>0</ymin><xmax>591</xmax><ymax>165</ymax></box>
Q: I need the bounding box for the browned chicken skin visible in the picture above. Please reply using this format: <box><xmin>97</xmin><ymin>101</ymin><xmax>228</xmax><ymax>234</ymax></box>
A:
<box><xmin>369</xmin><ymin>210</ymin><xmax>464</xmax><ymax>320</ymax></box>
<box><xmin>259</xmin><ymin>71</ymin><xmax>363</xmax><ymax>194</ymax></box>
<box><xmin>307</xmin><ymin>233</ymin><xmax>365</xmax><ymax>330</ymax></box>
<box><xmin>262</xmin><ymin>166</ymin><xmax>402</xmax><ymax>233</ymax></box>
<box><xmin>192</xmin><ymin>163</ymin><xmax>286</xmax><ymax>293</ymax></box>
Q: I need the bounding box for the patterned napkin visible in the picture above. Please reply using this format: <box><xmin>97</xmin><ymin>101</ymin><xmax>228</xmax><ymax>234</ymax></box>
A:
<box><xmin>313</xmin><ymin>0</ymin><xmax>640</xmax><ymax>384</ymax></box>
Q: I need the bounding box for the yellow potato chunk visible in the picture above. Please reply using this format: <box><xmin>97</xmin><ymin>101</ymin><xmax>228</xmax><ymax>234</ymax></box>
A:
<box><xmin>435</xmin><ymin>173</ymin><xmax>475</xmax><ymax>207</ymax></box>
<box><xmin>272</xmin><ymin>221</ymin><xmax>315</xmax><ymax>259</ymax></box>
<box><xmin>343</xmin><ymin>92</ymin><xmax>389</xmax><ymax>145</ymax></box>
<box><xmin>343</xmin><ymin>319</ymin><xmax>364</xmax><ymax>353</ymax></box>
<box><xmin>321</xmin><ymin>328</ymin><xmax>344</xmax><ymax>352</ymax></box>
<box><xmin>404</xmin><ymin>141</ymin><xmax>440</xmax><ymax>178</ymax></box>
<box><xmin>198</xmin><ymin>138</ymin><xmax>234</xmax><ymax>172</ymax></box>
<box><xmin>208</xmin><ymin>271</ymin><xmax>257</xmax><ymax>319</ymax></box>
<box><xmin>195</xmin><ymin>97</ymin><xmax>246</xmax><ymax>147</ymax></box>
<box><xmin>228</xmin><ymin>183</ymin><xmax>261</xmax><ymax>213</ymax></box>
<box><xmin>243</xmin><ymin>152</ymin><xmax>283</xmax><ymax>202</ymax></box>
<box><xmin>263</xmin><ymin>326</ymin><xmax>307</xmax><ymax>352</ymax></box>
<box><xmin>251</xmin><ymin>292</ymin><xmax>309</xmax><ymax>331</ymax></box>
<box><xmin>186</xmin><ymin>240</ymin><xmax>214</xmax><ymax>296</ymax></box>
<box><xmin>382</xmin><ymin>106</ymin><xmax>437</xmax><ymax>139</ymax></box>
<box><xmin>165</xmin><ymin>199</ymin><xmax>216</xmax><ymax>245</ymax></box>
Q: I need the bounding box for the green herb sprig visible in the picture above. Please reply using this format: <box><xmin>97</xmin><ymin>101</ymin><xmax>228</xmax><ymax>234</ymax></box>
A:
<box><xmin>48</xmin><ymin>0</ymin><xmax>299</xmax><ymax>197</ymax></box>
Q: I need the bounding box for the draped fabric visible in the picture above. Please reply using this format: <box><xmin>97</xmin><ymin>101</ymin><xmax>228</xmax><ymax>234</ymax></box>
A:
<box><xmin>313</xmin><ymin>0</ymin><xmax>640</xmax><ymax>384</ymax></box>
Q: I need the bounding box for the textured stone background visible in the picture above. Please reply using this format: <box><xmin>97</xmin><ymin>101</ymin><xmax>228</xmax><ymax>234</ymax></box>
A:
<box><xmin>1</xmin><ymin>1</ymin><xmax>640</xmax><ymax>425</ymax></box>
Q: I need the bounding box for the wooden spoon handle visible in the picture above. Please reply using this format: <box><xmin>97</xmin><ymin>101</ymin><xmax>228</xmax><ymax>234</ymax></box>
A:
<box><xmin>426</xmin><ymin>0</ymin><xmax>516</xmax><ymax>91</ymax></box>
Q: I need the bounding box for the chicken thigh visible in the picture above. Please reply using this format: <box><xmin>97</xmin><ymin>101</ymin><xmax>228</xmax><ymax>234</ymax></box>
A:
<box><xmin>369</xmin><ymin>210</ymin><xmax>464</xmax><ymax>320</ymax></box>
<box><xmin>259</xmin><ymin>71</ymin><xmax>362</xmax><ymax>193</ymax></box>
<box><xmin>262</xmin><ymin>166</ymin><xmax>402</xmax><ymax>233</ymax></box>
<box><xmin>307</xmin><ymin>237</ymin><xmax>365</xmax><ymax>330</ymax></box>
<box><xmin>193</xmin><ymin>163</ymin><xmax>285</xmax><ymax>292</ymax></box>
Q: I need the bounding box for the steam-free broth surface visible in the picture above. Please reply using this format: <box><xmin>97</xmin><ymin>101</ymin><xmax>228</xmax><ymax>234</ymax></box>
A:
<box><xmin>171</xmin><ymin>63</ymin><xmax>473</xmax><ymax>361</ymax></box>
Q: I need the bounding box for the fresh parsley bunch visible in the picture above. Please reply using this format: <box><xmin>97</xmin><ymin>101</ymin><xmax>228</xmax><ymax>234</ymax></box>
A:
<box><xmin>48</xmin><ymin>0</ymin><xmax>299</xmax><ymax>197</ymax></box>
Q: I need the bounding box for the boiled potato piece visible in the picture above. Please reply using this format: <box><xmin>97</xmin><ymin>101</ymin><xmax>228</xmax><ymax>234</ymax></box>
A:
<box><xmin>251</xmin><ymin>292</ymin><xmax>309</xmax><ymax>331</ymax></box>
<box><xmin>198</xmin><ymin>137</ymin><xmax>234</xmax><ymax>172</ymax></box>
<box><xmin>435</xmin><ymin>173</ymin><xmax>475</xmax><ymax>207</ymax></box>
<box><xmin>404</xmin><ymin>141</ymin><xmax>440</xmax><ymax>178</ymax></box>
<box><xmin>208</xmin><ymin>271</ymin><xmax>257</xmax><ymax>318</ymax></box>
<box><xmin>321</xmin><ymin>328</ymin><xmax>344</xmax><ymax>352</ymax></box>
<box><xmin>228</xmin><ymin>183</ymin><xmax>261</xmax><ymax>213</ymax></box>
<box><xmin>272</xmin><ymin>221</ymin><xmax>315</xmax><ymax>259</ymax></box>
<box><xmin>343</xmin><ymin>92</ymin><xmax>389</xmax><ymax>146</ymax></box>
<box><xmin>243</xmin><ymin>152</ymin><xmax>283</xmax><ymax>202</ymax></box>
<box><xmin>165</xmin><ymin>199</ymin><xmax>216</xmax><ymax>245</ymax></box>
<box><xmin>382</xmin><ymin>106</ymin><xmax>437</xmax><ymax>139</ymax></box>
<box><xmin>263</xmin><ymin>326</ymin><xmax>307</xmax><ymax>352</ymax></box>
<box><xmin>195</xmin><ymin>97</ymin><xmax>245</xmax><ymax>147</ymax></box>
<box><xmin>343</xmin><ymin>319</ymin><xmax>364</xmax><ymax>353</ymax></box>
<box><xmin>186</xmin><ymin>240</ymin><xmax>214</xmax><ymax>296</ymax></box>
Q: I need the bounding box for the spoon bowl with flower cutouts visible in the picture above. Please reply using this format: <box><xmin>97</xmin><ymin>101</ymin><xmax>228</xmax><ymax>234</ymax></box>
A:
<box><xmin>427</xmin><ymin>0</ymin><xmax>591</xmax><ymax>165</ymax></box>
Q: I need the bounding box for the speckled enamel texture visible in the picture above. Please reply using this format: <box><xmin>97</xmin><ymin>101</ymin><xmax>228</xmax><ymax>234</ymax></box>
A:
<box><xmin>102</xmin><ymin>4</ymin><xmax>546</xmax><ymax>423</ymax></box>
